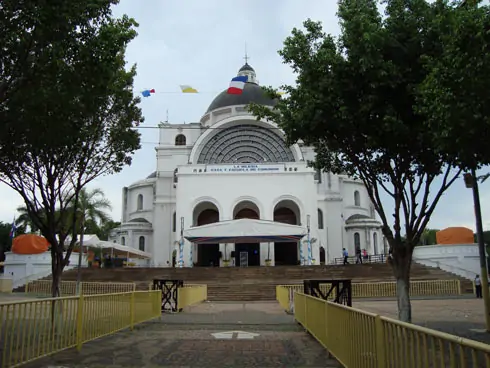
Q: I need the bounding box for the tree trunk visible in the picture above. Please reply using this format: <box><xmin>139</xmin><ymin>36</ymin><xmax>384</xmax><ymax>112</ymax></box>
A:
<box><xmin>51</xmin><ymin>250</ymin><xmax>64</xmax><ymax>298</ymax></box>
<box><xmin>390</xmin><ymin>245</ymin><xmax>413</xmax><ymax>323</ymax></box>
<box><xmin>395</xmin><ymin>267</ymin><xmax>411</xmax><ymax>322</ymax></box>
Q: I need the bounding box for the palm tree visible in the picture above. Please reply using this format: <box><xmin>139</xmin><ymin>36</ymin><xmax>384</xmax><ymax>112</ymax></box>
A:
<box><xmin>16</xmin><ymin>206</ymin><xmax>42</xmax><ymax>233</ymax></box>
<box><xmin>58</xmin><ymin>188</ymin><xmax>112</xmax><ymax>235</ymax></box>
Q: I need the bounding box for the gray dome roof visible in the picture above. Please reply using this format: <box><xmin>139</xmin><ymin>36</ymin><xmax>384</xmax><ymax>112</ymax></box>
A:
<box><xmin>206</xmin><ymin>82</ymin><xmax>277</xmax><ymax>113</ymax></box>
<box><xmin>345</xmin><ymin>214</ymin><xmax>371</xmax><ymax>224</ymax></box>
<box><xmin>146</xmin><ymin>171</ymin><xmax>156</xmax><ymax>179</ymax></box>
<box><xmin>239</xmin><ymin>63</ymin><xmax>255</xmax><ymax>72</ymax></box>
<box><xmin>129</xmin><ymin>218</ymin><xmax>150</xmax><ymax>223</ymax></box>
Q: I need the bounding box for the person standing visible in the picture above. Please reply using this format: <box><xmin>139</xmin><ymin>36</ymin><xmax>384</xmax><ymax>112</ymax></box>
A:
<box><xmin>475</xmin><ymin>275</ymin><xmax>483</xmax><ymax>299</ymax></box>
<box><xmin>342</xmin><ymin>248</ymin><xmax>349</xmax><ymax>265</ymax></box>
<box><xmin>356</xmin><ymin>247</ymin><xmax>362</xmax><ymax>264</ymax></box>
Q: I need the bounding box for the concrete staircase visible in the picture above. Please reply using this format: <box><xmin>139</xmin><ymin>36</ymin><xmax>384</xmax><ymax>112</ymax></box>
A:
<box><xmin>41</xmin><ymin>262</ymin><xmax>473</xmax><ymax>301</ymax></box>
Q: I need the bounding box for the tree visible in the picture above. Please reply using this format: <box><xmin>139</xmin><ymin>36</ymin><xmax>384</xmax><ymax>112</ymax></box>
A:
<box><xmin>0</xmin><ymin>1</ymin><xmax>143</xmax><ymax>296</ymax></box>
<box><xmin>0</xmin><ymin>221</ymin><xmax>26</xmax><ymax>262</ymax></box>
<box><xmin>249</xmin><ymin>0</ymin><xmax>461</xmax><ymax>322</ymax></box>
<box><xmin>16</xmin><ymin>206</ymin><xmax>42</xmax><ymax>233</ymax></box>
<box><xmin>96</xmin><ymin>220</ymin><xmax>121</xmax><ymax>241</ymax></box>
<box><xmin>418</xmin><ymin>0</ymin><xmax>490</xmax><ymax>172</ymax></box>
<box><xmin>419</xmin><ymin>228</ymin><xmax>439</xmax><ymax>246</ymax></box>
<box><xmin>60</xmin><ymin>188</ymin><xmax>112</xmax><ymax>235</ymax></box>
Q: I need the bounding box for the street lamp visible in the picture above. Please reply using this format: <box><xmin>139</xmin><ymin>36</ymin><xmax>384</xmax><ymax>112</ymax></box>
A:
<box><xmin>464</xmin><ymin>170</ymin><xmax>490</xmax><ymax>331</ymax></box>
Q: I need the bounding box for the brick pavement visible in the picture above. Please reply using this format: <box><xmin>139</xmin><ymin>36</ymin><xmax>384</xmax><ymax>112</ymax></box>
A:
<box><xmin>23</xmin><ymin>302</ymin><xmax>340</xmax><ymax>368</ymax></box>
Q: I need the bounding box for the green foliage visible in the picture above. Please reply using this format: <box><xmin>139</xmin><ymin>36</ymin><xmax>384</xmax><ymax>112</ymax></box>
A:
<box><xmin>419</xmin><ymin>228</ymin><xmax>439</xmax><ymax>245</ymax></box>
<box><xmin>418</xmin><ymin>0</ymin><xmax>490</xmax><ymax>170</ymax></box>
<box><xmin>0</xmin><ymin>221</ymin><xmax>26</xmax><ymax>258</ymax></box>
<box><xmin>250</xmin><ymin>0</ymin><xmax>461</xmax><ymax>257</ymax></box>
<box><xmin>0</xmin><ymin>0</ymin><xmax>142</xmax><ymax>295</ymax></box>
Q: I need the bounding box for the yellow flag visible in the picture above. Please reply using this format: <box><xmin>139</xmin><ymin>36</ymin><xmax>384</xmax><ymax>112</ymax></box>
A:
<box><xmin>180</xmin><ymin>85</ymin><xmax>198</xmax><ymax>93</ymax></box>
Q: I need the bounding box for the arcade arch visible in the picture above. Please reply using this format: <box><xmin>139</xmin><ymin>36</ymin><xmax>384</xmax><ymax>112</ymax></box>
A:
<box><xmin>273</xmin><ymin>200</ymin><xmax>301</xmax><ymax>266</ymax></box>
<box><xmin>193</xmin><ymin>201</ymin><xmax>220</xmax><ymax>266</ymax></box>
<box><xmin>232</xmin><ymin>200</ymin><xmax>260</xmax><ymax>266</ymax></box>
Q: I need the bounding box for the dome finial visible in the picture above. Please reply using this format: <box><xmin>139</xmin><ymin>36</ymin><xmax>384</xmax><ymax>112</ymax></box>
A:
<box><xmin>244</xmin><ymin>43</ymin><xmax>250</xmax><ymax>64</ymax></box>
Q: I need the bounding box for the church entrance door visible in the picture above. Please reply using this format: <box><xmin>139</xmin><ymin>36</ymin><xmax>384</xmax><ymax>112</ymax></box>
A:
<box><xmin>273</xmin><ymin>202</ymin><xmax>300</xmax><ymax>266</ymax></box>
<box><xmin>274</xmin><ymin>242</ymin><xmax>298</xmax><ymax>266</ymax></box>
<box><xmin>197</xmin><ymin>244</ymin><xmax>220</xmax><ymax>267</ymax></box>
<box><xmin>193</xmin><ymin>204</ymin><xmax>220</xmax><ymax>267</ymax></box>
<box><xmin>235</xmin><ymin>243</ymin><xmax>260</xmax><ymax>267</ymax></box>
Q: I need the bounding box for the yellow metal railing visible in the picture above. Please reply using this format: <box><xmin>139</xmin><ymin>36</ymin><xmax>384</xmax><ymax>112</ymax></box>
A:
<box><xmin>277</xmin><ymin>279</ymin><xmax>461</xmax><ymax>303</ymax></box>
<box><xmin>294</xmin><ymin>292</ymin><xmax>490</xmax><ymax>368</ymax></box>
<box><xmin>0</xmin><ymin>290</ymin><xmax>162</xmax><ymax>368</ymax></box>
<box><xmin>26</xmin><ymin>280</ymin><xmax>136</xmax><ymax>296</ymax></box>
<box><xmin>177</xmin><ymin>284</ymin><xmax>207</xmax><ymax>309</ymax></box>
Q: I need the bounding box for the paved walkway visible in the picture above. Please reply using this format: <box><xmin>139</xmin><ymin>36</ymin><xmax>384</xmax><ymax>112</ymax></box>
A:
<box><xmin>24</xmin><ymin>302</ymin><xmax>340</xmax><ymax>368</ymax></box>
<box><xmin>357</xmin><ymin>298</ymin><xmax>490</xmax><ymax>344</ymax></box>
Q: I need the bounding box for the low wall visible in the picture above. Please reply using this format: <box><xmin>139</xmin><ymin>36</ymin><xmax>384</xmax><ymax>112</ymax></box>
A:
<box><xmin>3</xmin><ymin>251</ymin><xmax>88</xmax><ymax>289</ymax></box>
<box><xmin>413</xmin><ymin>243</ymin><xmax>480</xmax><ymax>280</ymax></box>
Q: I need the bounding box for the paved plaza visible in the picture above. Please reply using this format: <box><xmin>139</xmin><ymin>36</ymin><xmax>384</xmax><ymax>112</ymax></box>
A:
<box><xmin>10</xmin><ymin>297</ymin><xmax>490</xmax><ymax>367</ymax></box>
<box><xmin>22</xmin><ymin>302</ymin><xmax>340</xmax><ymax>368</ymax></box>
<box><xmin>357</xmin><ymin>297</ymin><xmax>490</xmax><ymax>344</ymax></box>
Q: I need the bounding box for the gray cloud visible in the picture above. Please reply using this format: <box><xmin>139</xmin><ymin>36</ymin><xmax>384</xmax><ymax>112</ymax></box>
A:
<box><xmin>0</xmin><ymin>0</ymin><xmax>488</xmax><ymax>233</ymax></box>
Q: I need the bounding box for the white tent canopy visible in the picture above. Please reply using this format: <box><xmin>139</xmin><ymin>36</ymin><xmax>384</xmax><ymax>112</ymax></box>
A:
<box><xmin>67</xmin><ymin>234</ymin><xmax>151</xmax><ymax>259</ymax></box>
<box><xmin>183</xmin><ymin>218</ymin><xmax>307</xmax><ymax>244</ymax></box>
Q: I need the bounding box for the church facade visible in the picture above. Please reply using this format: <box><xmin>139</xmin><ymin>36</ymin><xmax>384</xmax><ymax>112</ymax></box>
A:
<box><xmin>110</xmin><ymin>63</ymin><xmax>383</xmax><ymax>267</ymax></box>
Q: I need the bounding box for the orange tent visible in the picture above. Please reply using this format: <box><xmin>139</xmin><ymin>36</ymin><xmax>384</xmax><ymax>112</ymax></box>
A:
<box><xmin>11</xmin><ymin>234</ymin><xmax>50</xmax><ymax>254</ymax></box>
<box><xmin>436</xmin><ymin>227</ymin><xmax>474</xmax><ymax>245</ymax></box>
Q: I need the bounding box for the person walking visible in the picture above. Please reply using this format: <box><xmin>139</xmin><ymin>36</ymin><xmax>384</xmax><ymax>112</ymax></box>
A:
<box><xmin>342</xmin><ymin>248</ymin><xmax>349</xmax><ymax>265</ymax></box>
<box><xmin>475</xmin><ymin>275</ymin><xmax>483</xmax><ymax>298</ymax></box>
<box><xmin>355</xmin><ymin>247</ymin><xmax>362</xmax><ymax>264</ymax></box>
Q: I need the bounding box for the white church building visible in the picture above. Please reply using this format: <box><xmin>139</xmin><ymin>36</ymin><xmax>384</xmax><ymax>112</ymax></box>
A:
<box><xmin>110</xmin><ymin>62</ymin><xmax>383</xmax><ymax>267</ymax></box>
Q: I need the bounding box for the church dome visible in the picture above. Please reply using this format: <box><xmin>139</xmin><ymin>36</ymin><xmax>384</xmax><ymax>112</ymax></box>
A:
<box><xmin>206</xmin><ymin>63</ymin><xmax>277</xmax><ymax>113</ymax></box>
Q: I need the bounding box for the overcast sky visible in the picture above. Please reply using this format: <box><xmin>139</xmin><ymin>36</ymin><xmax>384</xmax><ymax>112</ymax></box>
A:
<box><xmin>0</xmin><ymin>0</ymin><xmax>488</xmax><ymax>231</ymax></box>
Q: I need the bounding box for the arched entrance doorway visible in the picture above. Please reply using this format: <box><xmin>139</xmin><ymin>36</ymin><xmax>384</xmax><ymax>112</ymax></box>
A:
<box><xmin>193</xmin><ymin>202</ymin><xmax>220</xmax><ymax>267</ymax></box>
<box><xmin>233</xmin><ymin>201</ymin><xmax>260</xmax><ymax>267</ymax></box>
<box><xmin>274</xmin><ymin>200</ymin><xmax>300</xmax><ymax>266</ymax></box>
<box><xmin>320</xmin><ymin>246</ymin><xmax>326</xmax><ymax>265</ymax></box>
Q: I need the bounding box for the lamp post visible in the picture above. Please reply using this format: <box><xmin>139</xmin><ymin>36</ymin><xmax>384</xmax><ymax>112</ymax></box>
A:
<box><xmin>179</xmin><ymin>217</ymin><xmax>184</xmax><ymax>268</ymax></box>
<box><xmin>464</xmin><ymin>170</ymin><xmax>490</xmax><ymax>331</ymax></box>
<box><xmin>75</xmin><ymin>207</ymin><xmax>86</xmax><ymax>295</ymax></box>
<box><xmin>307</xmin><ymin>214</ymin><xmax>311</xmax><ymax>266</ymax></box>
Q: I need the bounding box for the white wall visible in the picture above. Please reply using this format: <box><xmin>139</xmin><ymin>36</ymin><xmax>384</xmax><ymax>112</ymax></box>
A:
<box><xmin>175</xmin><ymin>163</ymin><xmax>318</xmax><ymax>266</ymax></box>
<box><xmin>3</xmin><ymin>252</ymin><xmax>87</xmax><ymax>289</ymax></box>
<box><xmin>127</xmin><ymin>182</ymin><xmax>155</xmax><ymax>221</ymax></box>
<box><xmin>413</xmin><ymin>244</ymin><xmax>480</xmax><ymax>280</ymax></box>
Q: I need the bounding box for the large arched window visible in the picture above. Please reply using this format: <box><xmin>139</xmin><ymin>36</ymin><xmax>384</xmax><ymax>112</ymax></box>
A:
<box><xmin>354</xmin><ymin>190</ymin><xmax>361</xmax><ymax>206</ymax></box>
<box><xmin>175</xmin><ymin>134</ymin><xmax>186</xmax><ymax>146</ymax></box>
<box><xmin>139</xmin><ymin>236</ymin><xmax>145</xmax><ymax>251</ymax></box>
<box><xmin>197</xmin><ymin>124</ymin><xmax>295</xmax><ymax>164</ymax></box>
<box><xmin>354</xmin><ymin>232</ymin><xmax>361</xmax><ymax>250</ymax></box>
<box><xmin>137</xmin><ymin>194</ymin><xmax>143</xmax><ymax>210</ymax></box>
<box><xmin>373</xmin><ymin>232</ymin><xmax>378</xmax><ymax>255</ymax></box>
<box><xmin>121</xmin><ymin>236</ymin><xmax>126</xmax><ymax>246</ymax></box>
<box><xmin>172</xmin><ymin>212</ymin><xmax>176</xmax><ymax>232</ymax></box>
<box><xmin>317</xmin><ymin>209</ymin><xmax>324</xmax><ymax>229</ymax></box>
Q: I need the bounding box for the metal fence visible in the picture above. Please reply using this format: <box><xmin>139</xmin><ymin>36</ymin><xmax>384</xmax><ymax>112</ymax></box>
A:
<box><xmin>0</xmin><ymin>290</ymin><xmax>162</xmax><ymax>368</ymax></box>
<box><xmin>294</xmin><ymin>292</ymin><xmax>490</xmax><ymax>367</ymax></box>
<box><xmin>276</xmin><ymin>280</ymin><xmax>462</xmax><ymax>313</ymax></box>
<box><xmin>25</xmin><ymin>280</ymin><xmax>136</xmax><ymax>296</ymax></box>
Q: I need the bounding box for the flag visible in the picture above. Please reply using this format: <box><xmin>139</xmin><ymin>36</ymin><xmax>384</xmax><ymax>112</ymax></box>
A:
<box><xmin>227</xmin><ymin>75</ymin><xmax>248</xmax><ymax>95</ymax></box>
<box><xmin>180</xmin><ymin>85</ymin><xmax>198</xmax><ymax>93</ymax></box>
<box><xmin>9</xmin><ymin>218</ymin><xmax>16</xmax><ymax>239</ymax></box>
<box><xmin>141</xmin><ymin>89</ymin><xmax>155</xmax><ymax>97</ymax></box>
